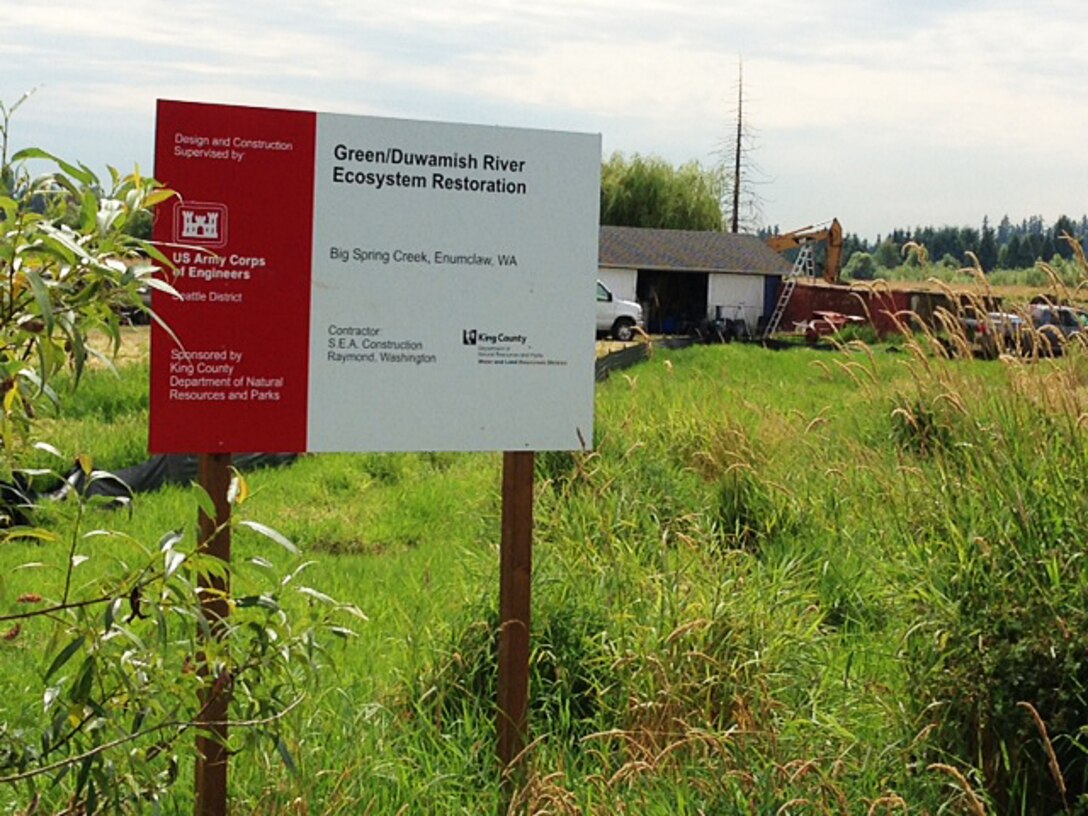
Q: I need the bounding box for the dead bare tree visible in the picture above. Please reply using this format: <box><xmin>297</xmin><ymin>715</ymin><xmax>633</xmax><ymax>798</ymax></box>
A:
<box><xmin>717</xmin><ymin>59</ymin><xmax>770</xmax><ymax>234</ymax></box>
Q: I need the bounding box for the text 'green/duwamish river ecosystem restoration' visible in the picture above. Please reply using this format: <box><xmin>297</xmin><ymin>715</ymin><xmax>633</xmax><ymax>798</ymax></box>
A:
<box><xmin>330</xmin><ymin>144</ymin><xmax>530</xmax><ymax>195</ymax></box>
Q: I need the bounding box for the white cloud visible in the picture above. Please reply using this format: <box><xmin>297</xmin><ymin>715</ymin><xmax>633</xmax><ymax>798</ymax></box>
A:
<box><xmin>3</xmin><ymin>0</ymin><xmax>1086</xmax><ymax>239</ymax></box>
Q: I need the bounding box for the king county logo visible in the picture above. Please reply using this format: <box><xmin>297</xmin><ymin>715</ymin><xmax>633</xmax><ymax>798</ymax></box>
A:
<box><xmin>173</xmin><ymin>201</ymin><xmax>229</xmax><ymax>248</ymax></box>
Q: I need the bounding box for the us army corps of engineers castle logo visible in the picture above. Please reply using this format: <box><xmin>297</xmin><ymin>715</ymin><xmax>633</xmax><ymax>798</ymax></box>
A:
<box><xmin>173</xmin><ymin>201</ymin><xmax>229</xmax><ymax>248</ymax></box>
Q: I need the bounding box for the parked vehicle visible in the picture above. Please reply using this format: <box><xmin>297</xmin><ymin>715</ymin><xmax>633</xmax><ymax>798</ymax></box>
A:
<box><xmin>960</xmin><ymin>310</ymin><xmax>1025</xmax><ymax>340</ymax></box>
<box><xmin>596</xmin><ymin>280</ymin><xmax>643</xmax><ymax>341</ymax></box>
<box><xmin>1025</xmin><ymin>304</ymin><xmax>1079</xmax><ymax>356</ymax></box>
<box><xmin>961</xmin><ymin>306</ymin><xmax>1080</xmax><ymax>358</ymax></box>
<box><xmin>1029</xmin><ymin>304</ymin><xmax>1080</xmax><ymax>338</ymax></box>
<box><xmin>962</xmin><ymin>310</ymin><xmax>1033</xmax><ymax>358</ymax></box>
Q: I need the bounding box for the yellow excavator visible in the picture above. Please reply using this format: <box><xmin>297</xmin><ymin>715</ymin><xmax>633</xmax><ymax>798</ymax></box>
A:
<box><xmin>766</xmin><ymin>218</ymin><xmax>844</xmax><ymax>284</ymax></box>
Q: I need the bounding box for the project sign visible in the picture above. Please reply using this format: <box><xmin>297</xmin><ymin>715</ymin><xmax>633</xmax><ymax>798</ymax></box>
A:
<box><xmin>150</xmin><ymin>100</ymin><xmax>601</xmax><ymax>453</ymax></box>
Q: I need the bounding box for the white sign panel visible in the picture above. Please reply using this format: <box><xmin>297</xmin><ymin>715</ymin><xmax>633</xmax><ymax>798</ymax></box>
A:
<box><xmin>308</xmin><ymin>114</ymin><xmax>599</xmax><ymax>451</ymax></box>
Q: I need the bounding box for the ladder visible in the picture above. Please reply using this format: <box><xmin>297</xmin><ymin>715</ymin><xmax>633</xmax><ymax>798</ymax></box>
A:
<box><xmin>763</xmin><ymin>242</ymin><xmax>815</xmax><ymax>338</ymax></box>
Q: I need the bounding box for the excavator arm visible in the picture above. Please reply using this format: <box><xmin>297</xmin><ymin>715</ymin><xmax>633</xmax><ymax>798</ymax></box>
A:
<box><xmin>766</xmin><ymin>218</ymin><xmax>844</xmax><ymax>283</ymax></box>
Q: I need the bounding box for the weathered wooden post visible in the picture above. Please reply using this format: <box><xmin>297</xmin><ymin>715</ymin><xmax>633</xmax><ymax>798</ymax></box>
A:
<box><xmin>194</xmin><ymin>453</ymin><xmax>232</xmax><ymax>816</ymax></box>
<box><xmin>497</xmin><ymin>450</ymin><xmax>535</xmax><ymax>773</ymax></box>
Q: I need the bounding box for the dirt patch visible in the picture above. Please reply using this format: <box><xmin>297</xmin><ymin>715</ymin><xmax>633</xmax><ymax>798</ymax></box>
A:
<box><xmin>86</xmin><ymin>326</ymin><xmax>150</xmax><ymax>368</ymax></box>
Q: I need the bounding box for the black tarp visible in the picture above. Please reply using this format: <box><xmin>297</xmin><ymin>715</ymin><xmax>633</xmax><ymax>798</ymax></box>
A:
<box><xmin>55</xmin><ymin>453</ymin><xmax>298</xmax><ymax>502</ymax></box>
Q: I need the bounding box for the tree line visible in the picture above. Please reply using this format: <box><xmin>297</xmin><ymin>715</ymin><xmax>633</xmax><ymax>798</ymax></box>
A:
<box><xmin>828</xmin><ymin>213</ymin><xmax>1088</xmax><ymax>276</ymax></box>
<box><xmin>600</xmin><ymin>152</ymin><xmax>1084</xmax><ymax>274</ymax></box>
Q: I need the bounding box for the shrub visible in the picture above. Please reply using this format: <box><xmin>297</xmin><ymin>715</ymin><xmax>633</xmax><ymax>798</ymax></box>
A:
<box><xmin>844</xmin><ymin>251</ymin><xmax>876</xmax><ymax>280</ymax></box>
<box><xmin>833</xmin><ymin>322</ymin><xmax>882</xmax><ymax>346</ymax></box>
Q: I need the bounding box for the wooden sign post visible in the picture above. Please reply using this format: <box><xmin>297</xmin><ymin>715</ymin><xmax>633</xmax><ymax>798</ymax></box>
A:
<box><xmin>497</xmin><ymin>451</ymin><xmax>535</xmax><ymax>774</ymax></box>
<box><xmin>194</xmin><ymin>453</ymin><xmax>232</xmax><ymax>816</ymax></box>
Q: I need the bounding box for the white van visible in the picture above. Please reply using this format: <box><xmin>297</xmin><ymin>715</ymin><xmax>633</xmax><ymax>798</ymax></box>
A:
<box><xmin>596</xmin><ymin>280</ymin><xmax>643</xmax><ymax>341</ymax></box>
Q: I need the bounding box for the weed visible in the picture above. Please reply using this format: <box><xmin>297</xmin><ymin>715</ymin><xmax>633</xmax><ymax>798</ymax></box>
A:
<box><xmin>711</xmin><ymin>463</ymin><xmax>795</xmax><ymax>552</ymax></box>
<box><xmin>889</xmin><ymin>394</ymin><xmax>956</xmax><ymax>456</ymax></box>
<box><xmin>408</xmin><ymin>591</ymin><xmax>620</xmax><ymax>752</ymax></box>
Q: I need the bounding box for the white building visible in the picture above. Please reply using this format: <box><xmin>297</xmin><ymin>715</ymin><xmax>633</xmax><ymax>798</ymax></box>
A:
<box><xmin>599</xmin><ymin>226</ymin><xmax>792</xmax><ymax>336</ymax></box>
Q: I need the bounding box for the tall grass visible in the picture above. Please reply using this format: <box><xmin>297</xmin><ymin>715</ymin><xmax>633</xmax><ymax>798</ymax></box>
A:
<box><xmin>5</xmin><ymin>307</ymin><xmax>1088</xmax><ymax>811</ymax></box>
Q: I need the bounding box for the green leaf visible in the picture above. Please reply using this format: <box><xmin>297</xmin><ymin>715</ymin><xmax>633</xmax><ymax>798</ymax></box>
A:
<box><xmin>149</xmin><ymin>308</ymin><xmax>185</xmax><ymax>354</ymax></box>
<box><xmin>141</xmin><ymin>275</ymin><xmax>183</xmax><ymax>300</ymax></box>
<box><xmin>16</xmin><ymin>468</ymin><xmax>55</xmax><ymax>478</ymax></box>
<box><xmin>280</xmin><ymin>559</ymin><xmax>317</xmax><ymax>586</ymax></box>
<box><xmin>236</xmin><ymin>594</ymin><xmax>280</xmax><ymax>612</ymax></box>
<box><xmin>164</xmin><ymin>549</ymin><xmax>186</xmax><ymax>579</ymax></box>
<box><xmin>40</xmin><ymin>222</ymin><xmax>93</xmax><ymax>263</ymax></box>
<box><xmin>143</xmin><ymin>188</ymin><xmax>176</xmax><ymax>208</ymax></box>
<box><xmin>138</xmin><ymin>240</ymin><xmax>174</xmax><ymax>268</ymax></box>
<box><xmin>43</xmin><ymin>684</ymin><xmax>62</xmax><ymax>713</ymax></box>
<box><xmin>239</xmin><ymin>520</ymin><xmax>299</xmax><ymax>555</ymax></box>
<box><xmin>1</xmin><ymin>527</ymin><xmax>60</xmax><ymax>545</ymax></box>
<box><xmin>19</xmin><ymin>364</ymin><xmax>61</xmax><ymax>407</ymax></box>
<box><xmin>192</xmin><ymin>484</ymin><xmax>217</xmax><ymax>521</ymax></box>
<box><xmin>96</xmin><ymin>200</ymin><xmax>124</xmax><ymax>235</ymax></box>
<box><xmin>104</xmin><ymin>597</ymin><xmax>124</xmax><ymax>630</ymax></box>
<box><xmin>0</xmin><ymin>195</ymin><xmax>16</xmax><ymax>222</ymax></box>
<box><xmin>275</xmin><ymin>736</ymin><xmax>299</xmax><ymax>776</ymax></box>
<box><xmin>296</xmin><ymin>586</ymin><xmax>335</xmax><ymax>605</ymax></box>
<box><xmin>11</xmin><ymin>146</ymin><xmax>57</xmax><ymax>163</ymax></box>
<box><xmin>227</xmin><ymin>471</ymin><xmax>249</xmax><ymax>506</ymax></box>
<box><xmin>158</xmin><ymin>528</ymin><xmax>184</xmax><ymax>552</ymax></box>
<box><xmin>340</xmin><ymin>604</ymin><xmax>369</xmax><ymax>621</ymax></box>
<box><xmin>32</xmin><ymin>440</ymin><xmax>64</xmax><ymax>459</ymax></box>
<box><xmin>75</xmin><ymin>754</ymin><xmax>94</xmax><ymax>798</ymax></box>
<box><xmin>13</xmin><ymin>561</ymin><xmax>47</xmax><ymax>571</ymax></box>
<box><xmin>22</xmin><ymin>268</ymin><xmax>55</xmax><ymax>335</ymax></box>
<box><xmin>45</xmin><ymin>635</ymin><xmax>85</xmax><ymax>681</ymax></box>
<box><xmin>190</xmin><ymin>552</ymin><xmax>229</xmax><ymax>582</ymax></box>
<box><xmin>75</xmin><ymin>161</ymin><xmax>98</xmax><ymax>186</ymax></box>
<box><xmin>85</xmin><ymin>777</ymin><xmax>98</xmax><ymax>815</ymax></box>
<box><xmin>111</xmin><ymin>624</ymin><xmax>147</xmax><ymax>651</ymax></box>
<box><xmin>12</xmin><ymin>147</ymin><xmax>97</xmax><ymax>187</ymax></box>
<box><xmin>81</xmin><ymin>529</ymin><xmax>116</xmax><ymax>540</ymax></box>
<box><xmin>79</xmin><ymin>189</ymin><xmax>97</xmax><ymax>233</ymax></box>
<box><xmin>83</xmin><ymin>346</ymin><xmax>118</xmax><ymax>376</ymax></box>
<box><xmin>63</xmin><ymin>322</ymin><xmax>88</xmax><ymax>387</ymax></box>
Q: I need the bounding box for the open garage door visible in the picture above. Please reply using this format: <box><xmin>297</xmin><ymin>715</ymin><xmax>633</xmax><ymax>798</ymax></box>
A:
<box><xmin>636</xmin><ymin>271</ymin><xmax>708</xmax><ymax>334</ymax></box>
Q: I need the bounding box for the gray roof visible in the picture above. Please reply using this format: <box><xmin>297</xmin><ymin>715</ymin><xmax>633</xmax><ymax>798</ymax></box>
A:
<box><xmin>599</xmin><ymin>225</ymin><xmax>792</xmax><ymax>276</ymax></box>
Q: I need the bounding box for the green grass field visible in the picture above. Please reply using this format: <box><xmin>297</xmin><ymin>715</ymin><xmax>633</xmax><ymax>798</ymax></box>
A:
<box><xmin>4</xmin><ymin>329</ymin><xmax>1088</xmax><ymax>813</ymax></box>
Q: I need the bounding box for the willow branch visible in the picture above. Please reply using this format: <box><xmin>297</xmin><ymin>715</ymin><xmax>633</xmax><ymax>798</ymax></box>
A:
<box><xmin>0</xmin><ymin>695</ymin><xmax>305</xmax><ymax>784</ymax></box>
<box><xmin>0</xmin><ymin>592</ymin><xmax>114</xmax><ymax>623</ymax></box>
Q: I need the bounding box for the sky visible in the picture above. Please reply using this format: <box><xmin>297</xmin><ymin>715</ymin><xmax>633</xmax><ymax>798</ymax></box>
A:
<box><xmin>2</xmin><ymin>0</ymin><xmax>1085</xmax><ymax>242</ymax></box>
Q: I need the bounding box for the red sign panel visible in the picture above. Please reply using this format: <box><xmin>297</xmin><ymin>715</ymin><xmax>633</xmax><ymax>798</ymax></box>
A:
<box><xmin>150</xmin><ymin>101</ymin><xmax>316</xmax><ymax>452</ymax></box>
